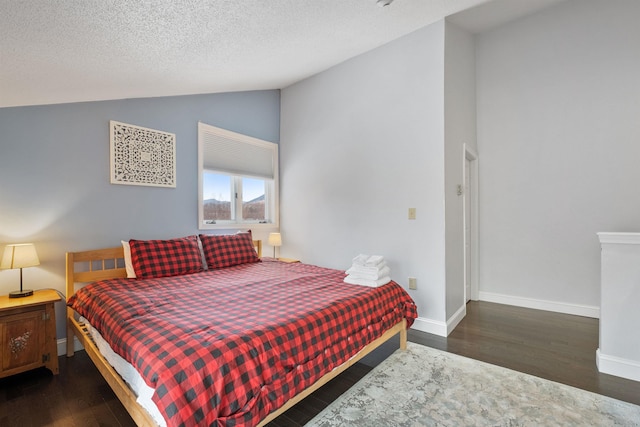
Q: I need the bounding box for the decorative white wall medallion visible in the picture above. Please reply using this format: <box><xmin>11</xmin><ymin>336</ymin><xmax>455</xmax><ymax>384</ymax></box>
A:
<box><xmin>110</xmin><ymin>121</ymin><xmax>176</xmax><ymax>187</ymax></box>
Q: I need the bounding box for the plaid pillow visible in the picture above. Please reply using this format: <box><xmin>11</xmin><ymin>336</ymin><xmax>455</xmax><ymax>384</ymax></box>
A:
<box><xmin>199</xmin><ymin>232</ymin><xmax>260</xmax><ymax>269</ymax></box>
<box><xmin>129</xmin><ymin>235</ymin><xmax>204</xmax><ymax>279</ymax></box>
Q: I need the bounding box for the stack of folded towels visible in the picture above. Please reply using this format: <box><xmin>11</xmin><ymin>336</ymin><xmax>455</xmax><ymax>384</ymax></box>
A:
<box><xmin>344</xmin><ymin>254</ymin><xmax>391</xmax><ymax>287</ymax></box>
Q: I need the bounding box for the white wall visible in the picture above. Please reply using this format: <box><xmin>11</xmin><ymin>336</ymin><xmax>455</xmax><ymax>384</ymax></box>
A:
<box><xmin>476</xmin><ymin>0</ymin><xmax>640</xmax><ymax>316</ymax></box>
<box><xmin>597</xmin><ymin>233</ymin><xmax>640</xmax><ymax>382</ymax></box>
<box><xmin>444</xmin><ymin>22</ymin><xmax>476</xmax><ymax>326</ymax></box>
<box><xmin>281</xmin><ymin>21</ymin><xmax>448</xmax><ymax>332</ymax></box>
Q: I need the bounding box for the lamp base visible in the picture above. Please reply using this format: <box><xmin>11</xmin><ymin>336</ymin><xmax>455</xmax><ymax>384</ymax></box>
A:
<box><xmin>9</xmin><ymin>289</ymin><xmax>33</xmax><ymax>298</ymax></box>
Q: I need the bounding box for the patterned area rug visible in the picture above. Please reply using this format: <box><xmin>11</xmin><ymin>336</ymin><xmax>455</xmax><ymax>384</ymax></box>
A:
<box><xmin>306</xmin><ymin>342</ymin><xmax>640</xmax><ymax>426</ymax></box>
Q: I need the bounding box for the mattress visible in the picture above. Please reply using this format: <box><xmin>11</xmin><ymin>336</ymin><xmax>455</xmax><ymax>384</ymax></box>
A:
<box><xmin>83</xmin><ymin>318</ymin><xmax>166</xmax><ymax>427</ymax></box>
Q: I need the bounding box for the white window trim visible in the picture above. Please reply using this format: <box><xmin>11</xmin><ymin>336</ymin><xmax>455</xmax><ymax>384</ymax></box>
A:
<box><xmin>198</xmin><ymin>123</ymin><xmax>279</xmax><ymax>230</ymax></box>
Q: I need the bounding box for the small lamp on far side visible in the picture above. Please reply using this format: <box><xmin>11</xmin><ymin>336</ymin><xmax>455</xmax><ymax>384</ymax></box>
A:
<box><xmin>1</xmin><ymin>243</ymin><xmax>40</xmax><ymax>298</ymax></box>
<box><xmin>268</xmin><ymin>233</ymin><xmax>282</xmax><ymax>259</ymax></box>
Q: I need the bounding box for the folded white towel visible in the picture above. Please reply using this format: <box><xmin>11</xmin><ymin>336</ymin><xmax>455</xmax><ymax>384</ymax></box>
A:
<box><xmin>365</xmin><ymin>255</ymin><xmax>385</xmax><ymax>267</ymax></box>
<box><xmin>352</xmin><ymin>254</ymin><xmax>370</xmax><ymax>266</ymax></box>
<box><xmin>352</xmin><ymin>254</ymin><xmax>386</xmax><ymax>268</ymax></box>
<box><xmin>345</xmin><ymin>265</ymin><xmax>390</xmax><ymax>280</ymax></box>
<box><xmin>344</xmin><ymin>275</ymin><xmax>391</xmax><ymax>287</ymax></box>
<box><xmin>345</xmin><ymin>263</ymin><xmax>387</xmax><ymax>274</ymax></box>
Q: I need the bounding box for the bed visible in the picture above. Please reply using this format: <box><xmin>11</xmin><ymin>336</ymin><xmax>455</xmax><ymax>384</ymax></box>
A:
<box><xmin>65</xmin><ymin>234</ymin><xmax>417</xmax><ymax>427</ymax></box>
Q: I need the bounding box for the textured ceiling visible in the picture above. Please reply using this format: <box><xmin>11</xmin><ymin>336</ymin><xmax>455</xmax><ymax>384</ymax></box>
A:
<box><xmin>0</xmin><ymin>0</ymin><xmax>564</xmax><ymax>108</ymax></box>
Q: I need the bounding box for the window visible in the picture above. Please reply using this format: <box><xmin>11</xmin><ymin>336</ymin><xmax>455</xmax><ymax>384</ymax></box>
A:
<box><xmin>202</xmin><ymin>174</ymin><xmax>271</xmax><ymax>223</ymax></box>
<box><xmin>198</xmin><ymin>123</ymin><xmax>278</xmax><ymax>229</ymax></box>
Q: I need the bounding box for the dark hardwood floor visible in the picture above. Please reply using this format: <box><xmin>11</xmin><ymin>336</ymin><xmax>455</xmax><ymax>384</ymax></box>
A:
<box><xmin>409</xmin><ymin>301</ymin><xmax>640</xmax><ymax>407</ymax></box>
<box><xmin>1</xmin><ymin>301</ymin><xmax>638</xmax><ymax>426</ymax></box>
<box><xmin>0</xmin><ymin>344</ymin><xmax>135</xmax><ymax>427</ymax></box>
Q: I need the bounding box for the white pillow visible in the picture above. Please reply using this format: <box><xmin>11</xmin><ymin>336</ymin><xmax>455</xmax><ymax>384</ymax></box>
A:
<box><xmin>121</xmin><ymin>240</ymin><xmax>137</xmax><ymax>279</ymax></box>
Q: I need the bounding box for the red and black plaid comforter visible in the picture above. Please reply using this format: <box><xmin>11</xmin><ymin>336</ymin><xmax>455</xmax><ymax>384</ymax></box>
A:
<box><xmin>68</xmin><ymin>260</ymin><xmax>417</xmax><ymax>427</ymax></box>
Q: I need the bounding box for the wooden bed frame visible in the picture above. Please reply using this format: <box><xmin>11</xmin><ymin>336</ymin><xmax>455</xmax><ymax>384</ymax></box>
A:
<box><xmin>65</xmin><ymin>241</ymin><xmax>407</xmax><ymax>427</ymax></box>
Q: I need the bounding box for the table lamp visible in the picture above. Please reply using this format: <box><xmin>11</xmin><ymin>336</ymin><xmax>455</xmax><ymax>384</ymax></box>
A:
<box><xmin>1</xmin><ymin>243</ymin><xmax>40</xmax><ymax>298</ymax></box>
<box><xmin>268</xmin><ymin>232</ymin><xmax>282</xmax><ymax>258</ymax></box>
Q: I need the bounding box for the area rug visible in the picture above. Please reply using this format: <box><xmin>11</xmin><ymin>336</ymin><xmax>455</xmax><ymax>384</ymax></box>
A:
<box><xmin>306</xmin><ymin>342</ymin><xmax>640</xmax><ymax>426</ymax></box>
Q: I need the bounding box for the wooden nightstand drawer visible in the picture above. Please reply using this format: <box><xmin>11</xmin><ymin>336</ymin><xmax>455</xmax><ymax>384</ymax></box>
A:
<box><xmin>1</xmin><ymin>309</ymin><xmax>46</xmax><ymax>374</ymax></box>
<box><xmin>0</xmin><ymin>289</ymin><xmax>60</xmax><ymax>378</ymax></box>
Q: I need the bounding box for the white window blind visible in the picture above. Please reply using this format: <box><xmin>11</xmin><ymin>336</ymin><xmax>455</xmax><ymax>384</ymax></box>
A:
<box><xmin>199</xmin><ymin>122</ymin><xmax>276</xmax><ymax>179</ymax></box>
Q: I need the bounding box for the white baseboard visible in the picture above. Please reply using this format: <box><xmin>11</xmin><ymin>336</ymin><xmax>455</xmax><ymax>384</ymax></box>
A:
<box><xmin>596</xmin><ymin>348</ymin><xmax>640</xmax><ymax>382</ymax></box>
<box><xmin>56</xmin><ymin>336</ymin><xmax>85</xmax><ymax>356</ymax></box>
<box><xmin>446</xmin><ymin>304</ymin><xmax>466</xmax><ymax>335</ymax></box>
<box><xmin>479</xmin><ymin>291</ymin><xmax>600</xmax><ymax>319</ymax></box>
<box><xmin>409</xmin><ymin>304</ymin><xmax>467</xmax><ymax>338</ymax></box>
<box><xmin>410</xmin><ymin>316</ymin><xmax>448</xmax><ymax>337</ymax></box>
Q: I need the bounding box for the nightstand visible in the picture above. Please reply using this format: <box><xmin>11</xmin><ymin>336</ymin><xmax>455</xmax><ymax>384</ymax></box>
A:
<box><xmin>0</xmin><ymin>289</ymin><xmax>60</xmax><ymax>378</ymax></box>
<box><xmin>278</xmin><ymin>258</ymin><xmax>300</xmax><ymax>263</ymax></box>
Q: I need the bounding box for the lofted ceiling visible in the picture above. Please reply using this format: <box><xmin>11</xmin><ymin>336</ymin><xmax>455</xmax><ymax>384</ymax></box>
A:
<box><xmin>0</xmin><ymin>0</ymin><xmax>565</xmax><ymax>108</ymax></box>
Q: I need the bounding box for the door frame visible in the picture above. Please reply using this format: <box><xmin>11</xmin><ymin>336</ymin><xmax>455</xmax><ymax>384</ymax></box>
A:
<box><xmin>463</xmin><ymin>143</ymin><xmax>479</xmax><ymax>301</ymax></box>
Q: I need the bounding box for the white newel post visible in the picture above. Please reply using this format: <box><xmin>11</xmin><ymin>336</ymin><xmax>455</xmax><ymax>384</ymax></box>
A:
<box><xmin>597</xmin><ymin>232</ymin><xmax>640</xmax><ymax>382</ymax></box>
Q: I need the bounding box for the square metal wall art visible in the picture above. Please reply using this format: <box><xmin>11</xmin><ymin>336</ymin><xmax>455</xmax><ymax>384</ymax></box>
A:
<box><xmin>110</xmin><ymin>120</ymin><xmax>176</xmax><ymax>188</ymax></box>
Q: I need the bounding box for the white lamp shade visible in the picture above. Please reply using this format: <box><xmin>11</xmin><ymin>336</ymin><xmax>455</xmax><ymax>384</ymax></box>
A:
<box><xmin>268</xmin><ymin>232</ymin><xmax>282</xmax><ymax>247</ymax></box>
<box><xmin>1</xmin><ymin>243</ymin><xmax>40</xmax><ymax>269</ymax></box>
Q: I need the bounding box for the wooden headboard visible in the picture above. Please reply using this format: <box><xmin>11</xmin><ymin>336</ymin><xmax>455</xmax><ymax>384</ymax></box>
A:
<box><xmin>65</xmin><ymin>240</ymin><xmax>262</xmax><ymax>299</ymax></box>
<box><xmin>253</xmin><ymin>239</ymin><xmax>262</xmax><ymax>258</ymax></box>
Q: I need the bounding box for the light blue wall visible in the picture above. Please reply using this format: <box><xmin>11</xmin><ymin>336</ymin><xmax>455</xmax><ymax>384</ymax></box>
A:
<box><xmin>0</xmin><ymin>90</ymin><xmax>280</xmax><ymax>341</ymax></box>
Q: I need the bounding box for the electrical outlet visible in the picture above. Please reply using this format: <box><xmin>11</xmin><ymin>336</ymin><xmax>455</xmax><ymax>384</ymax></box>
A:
<box><xmin>408</xmin><ymin>208</ymin><xmax>416</xmax><ymax>220</ymax></box>
<box><xmin>408</xmin><ymin>277</ymin><xmax>417</xmax><ymax>290</ymax></box>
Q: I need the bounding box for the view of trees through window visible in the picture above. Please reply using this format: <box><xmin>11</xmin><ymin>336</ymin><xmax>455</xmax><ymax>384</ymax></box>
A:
<box><xmin>242</xmin><ymin>177</ymin><xmax>265</xmax><ymax>220</ymax></box>
<box><xmin>203</xmin><ymin>173</ymin><xmax>265</xmax><ymax>222</ymax></box>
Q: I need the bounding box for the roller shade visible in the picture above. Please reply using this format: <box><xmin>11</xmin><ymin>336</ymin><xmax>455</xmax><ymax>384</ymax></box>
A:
<box><xmin>199</xmin><ymin>122</ymin><xmax>276</xmax><ymax>180</ymax></box>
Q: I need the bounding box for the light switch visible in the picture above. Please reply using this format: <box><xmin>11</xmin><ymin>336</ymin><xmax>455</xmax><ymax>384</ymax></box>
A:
<box><xmin>408</xmin><ymin>208</ymin><xmax>416</xmax><ymax>220</ymax></box>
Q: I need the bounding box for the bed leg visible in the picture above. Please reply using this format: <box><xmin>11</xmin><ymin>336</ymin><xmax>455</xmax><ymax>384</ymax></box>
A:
<box><xmin>400</xmin><ymin>318</ymin><xmax>407</xmax><ymax>350</ymax></box>
<box><xmin>66</xmin><ymin>329</ymin><xmax>75</xmax><ymax>357</ymax></box>
<box><xmin>66</xmin><ymin>312</ymin><xmax>75</xmax><ymax>357</ymax></box>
